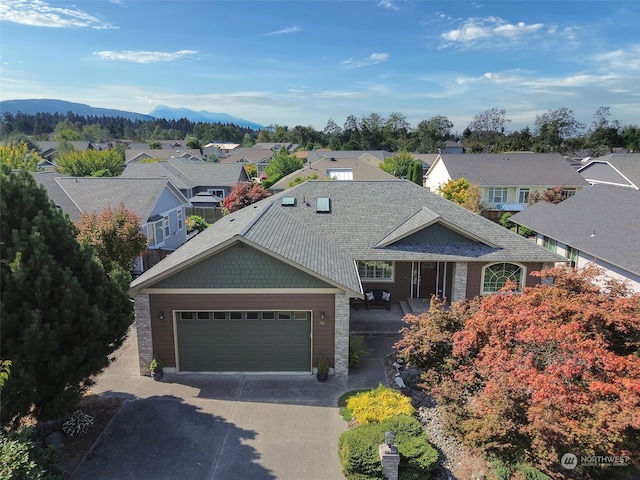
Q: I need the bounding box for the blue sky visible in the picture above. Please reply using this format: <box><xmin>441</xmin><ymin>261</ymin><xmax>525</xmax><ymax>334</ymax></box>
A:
<box><xmin>1</xmin><ymin>1</ymin><xmax>639</xmax><ymax>132</ymax></box>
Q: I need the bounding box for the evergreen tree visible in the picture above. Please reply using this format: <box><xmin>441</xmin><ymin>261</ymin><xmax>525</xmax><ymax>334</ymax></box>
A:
<box><xmin>0</xmin><ymin>167</ymin><xmax>133</xmax><ymax>426</ymax></box>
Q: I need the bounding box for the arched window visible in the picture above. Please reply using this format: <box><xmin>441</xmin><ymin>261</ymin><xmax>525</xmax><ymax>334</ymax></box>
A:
<box><xmin>481</xmin><ymin>262</ymin><xmax>525</xmax><ymax>294</ymax></box>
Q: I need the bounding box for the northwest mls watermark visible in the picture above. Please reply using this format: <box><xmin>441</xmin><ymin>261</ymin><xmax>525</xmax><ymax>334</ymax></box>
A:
<box><xmin>561</xmin><ymin>452</ymin><xmax>632</xmax><ymax>469</ymax></box>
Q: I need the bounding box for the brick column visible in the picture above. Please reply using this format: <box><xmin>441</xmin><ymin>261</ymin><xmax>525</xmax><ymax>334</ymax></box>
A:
<box><xmin>134</xmin><ymin>293</ymin><xmax>153</xmax><ymax>375</ymax></box>
<box><xmin>334</xmin><ymin>292</ymin><xmax>349</xmax><ymax>376</ymax></box>
<box><xmin>451</xmin><ymin>262</ymin><xmax>468</xmax><ymax>302</ymax></box>
<box><xmin>379</xmin><ymin>444</ymin><xmax>400</xmax><ymax>480</ymax></box>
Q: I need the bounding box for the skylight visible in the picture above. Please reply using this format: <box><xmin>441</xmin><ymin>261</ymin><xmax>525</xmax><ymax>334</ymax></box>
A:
<box><xmin>281</xmin><ymin>197</ymin><xmax>296</xmax><ymax>206</ymax></box>
<box><xmin>316</xmin><ymin>197</ymin><xmax>330</xmax><ymax>213</ymax></box>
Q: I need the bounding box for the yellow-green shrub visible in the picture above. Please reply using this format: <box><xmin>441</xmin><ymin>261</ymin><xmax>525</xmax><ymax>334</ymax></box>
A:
<box><xmin>346</xmin><ymin>384</ymin><xmax>414</xmax><ymax>424</ymax></box>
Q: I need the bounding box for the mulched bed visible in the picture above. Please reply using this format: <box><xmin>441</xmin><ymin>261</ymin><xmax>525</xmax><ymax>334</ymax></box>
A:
<box><xmin>382</xmin><ymin>353</ymin><xmax>491</xmax><ymax>480</ymax></box>
<box><xmin>44</xmin><ymin>395</ymin><xmax>125</xmax><ymax>478</ymax></box>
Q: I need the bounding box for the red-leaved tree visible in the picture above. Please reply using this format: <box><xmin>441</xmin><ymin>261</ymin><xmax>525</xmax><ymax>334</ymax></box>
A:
<box><xmin>395</xmin><ymin>265</ymin><xmax>640</xmax><ymax>476</ymax></box>
<box><xmin>222</xmin><ymin>182</ymin><xmax>271</xmax><ymax>213</ymax></box>
<box><xmin>76</xmin><ymin>203</ymin><xmax>148</xmax><ymax>275</ymax></box>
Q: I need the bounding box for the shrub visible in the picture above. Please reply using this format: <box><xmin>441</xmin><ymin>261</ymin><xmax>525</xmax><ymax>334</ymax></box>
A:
<box><xmin>62</xmin><ymin>410</ymin><xmax>95</xmax><ymax>437</ymax></box>
<box><xmin>346</xmin><ymin>384</ymin><xmax>415</xmax><ymax>425</ymax></box>
<box><xmin>0</xmin><ymin>427</ymin><xmax>63</xmax><ymax>480</ymax></box>
<box><xmin>186</xmin><ymin>215</ymin><xmax>210</xmax><ymax>233</ymax></box>
<box><xmin>500</xmin><ymin>212</ymin><xmax>514</xmax><ymax>229</ymax></box>
<box><xmin>349</xmin><ymin>335</ymin><xmax>371</xmax><ymax>368</ymax></box>
<box><xmin>338</xmin><ymin>415</ymin><xmax>438</xmax><ymax>480</ymax></box>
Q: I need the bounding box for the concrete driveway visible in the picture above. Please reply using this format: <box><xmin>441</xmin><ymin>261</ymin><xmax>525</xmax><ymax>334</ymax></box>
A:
<box><xmin>72</xmin><ymin>325</ymin><xmax>400</xmax><ymax>480</ymax></box>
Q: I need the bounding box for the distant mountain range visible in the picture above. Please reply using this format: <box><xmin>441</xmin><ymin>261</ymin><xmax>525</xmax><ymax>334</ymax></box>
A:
<box><xmin>0</xmin><ymin>99</ymin><xmax>264</xmax><ymax>129</ymax></box>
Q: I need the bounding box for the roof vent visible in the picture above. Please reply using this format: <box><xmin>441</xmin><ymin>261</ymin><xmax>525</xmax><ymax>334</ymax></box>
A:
<box><xmin>316</xmin><ymin>197</ymin><xmax>331</xmax><ymax>213</ymax></box>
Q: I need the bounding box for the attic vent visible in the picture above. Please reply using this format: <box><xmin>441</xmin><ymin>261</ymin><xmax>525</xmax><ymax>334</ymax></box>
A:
<box><xmin>281</xmin><ymin>197</ymin><xmax>296</xmax><ymax>206</ymax></box>
<box><xmin>316</xmin><ymin>197</ymin><xmax>331</xmax><ymax>213</ymax></box>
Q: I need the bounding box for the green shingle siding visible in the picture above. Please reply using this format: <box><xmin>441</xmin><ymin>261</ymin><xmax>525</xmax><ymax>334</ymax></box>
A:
<box><xmin>397</xmin><ymin>223</ymin><xmax>473</xmax><ymax>244</ymax></box>
<box><xmin>152</xmin><ymin>243</ymin><xmax>333</xmax><ymax>289</ymax></box>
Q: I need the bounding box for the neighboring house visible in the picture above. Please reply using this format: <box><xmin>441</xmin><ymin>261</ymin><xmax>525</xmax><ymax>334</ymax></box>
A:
<box><xmin>577</xmin><ymin>153</ymin><xmax>640</xmax><ymax>190</ymax></box>
<box><xmin>120</xmin><ymin>158</ymin><xmax>249</xmax><ymax>200</ymax></box>
<box><xmin>438</xmin><ymin>140</ymin><xmax>465</xmax><ymax>154</ymax></box>
<box><xmin>125</xmin><ymin>140</ymin><xmax>189</xmax><ymax>150</ymax></box>
<box><xmin>33</xmin><ymin>172</ymin><xmax>190</xmax><ymax>270</ymax></box>
<box><xmin>221</xmin><ymin>148</ymin><xmax>275</xmax><ymax>175</ymax></box>
<box><xmin>125</xmin><ymin>149</ymin><xmax>202</xmax><ymax>163</ymax></box>
<box><xmin>511</xmin><ymin>185</ymin><xmax>640</xmax><ymax>294</ymax></box>
<box><xmin>35</xmin><ymin>141</ymin><xmax>96</xmax><ymax>165</ymax></box>
<box><xmin>269</xmin><ymin>153</ymin><xmax>397</xmax><ymax>192</ymax></box>
<box><xmin>306</xmin><ymin>150</ymin><xmax>393</xmax><ymax>163</ymax></box>
<box><xmin>204</xmin><ymin>142</ymin><xmax>240</xmax><ymax>156</ymax></box>
<box><xmin>129</xmin><ymin>180</ymin><xmax>564</xmax><ymax>377</ymax></box>
<box><xmin>253</xmin><ymin>142</ymin><xmax>298</xmax><ymax>152</ymax></box>
<box><xmin>425</xmin><ymin>152</ymin><xmax>589</xmax><ymax>213</ymax></box>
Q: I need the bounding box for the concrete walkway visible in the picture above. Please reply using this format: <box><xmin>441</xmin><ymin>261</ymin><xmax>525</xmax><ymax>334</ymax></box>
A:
<box><xmin>73</xmin><ymin>325</ymin><xmax>402</xmax><ymax>480</ymax></box>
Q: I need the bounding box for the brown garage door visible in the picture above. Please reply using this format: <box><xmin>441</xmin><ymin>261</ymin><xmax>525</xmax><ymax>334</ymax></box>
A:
<box><xmin>177</xmin><ymin>311</ymin><xmax>311</xmax><ymax>372</ymax></box>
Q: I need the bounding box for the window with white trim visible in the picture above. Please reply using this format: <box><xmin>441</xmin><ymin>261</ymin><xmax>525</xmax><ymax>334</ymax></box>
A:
<box><xmin>518</xmin><ymin>188</ymin><xmax>530</xmax><ymax>204</ymax></box>
<box><xmin>177</xmin><ymin>210</ymin><xmax>183</xmax><ymax>230</ymax></box>
<box><xmin>543</xmin><ymin>236</ymin><xmax>556</xmax><ymax>252</ymax></box>
<box><xmin>488</xmin><ymin>187</ymin><xmax>508</xmax><ymax>204</ymax></box>
<box><xmin>326</xmin><ymin>168</ymin><xmax>353</xmax><ymax>180</ymax></box>
<box><xmin>358</xmin><ymin>260</ymin><xmax>394</xmax><ymax>282</ymax></box>
<box><xmin>207</xmin><ymin>189</ymin><xmax>225</xmax><ymax>198</ymax></box>
<box><xmin>148</xmin><ymin>219</ymin><xmax>165</xmax><ymax>246</ymax></box>
<box><xmin>163</xmin><ymin>217</ymin><xmax>170</xmax><ymax>237</ymax></box>
<box><xmin>562</xmin><ymin>188</ymin><xmax>576</xmax><ymax>199</ymax></box>
<box><xmin>482</xmin><ymin>262</ymin><xmax>525</xmax><ymax>294</ymax></box>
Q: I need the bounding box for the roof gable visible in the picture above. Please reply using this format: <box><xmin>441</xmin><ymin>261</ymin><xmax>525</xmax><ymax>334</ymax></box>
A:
<box><xmin>376</xmin><ymin>207</ymin><xmax>496</xmax><ymax>248</ymax></box>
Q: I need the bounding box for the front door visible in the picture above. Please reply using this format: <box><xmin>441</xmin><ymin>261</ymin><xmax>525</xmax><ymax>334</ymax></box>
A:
<box><xmin>417</xmin><ymin>262</ymin><xmax>452</xmax><ymax>300</ymax></box>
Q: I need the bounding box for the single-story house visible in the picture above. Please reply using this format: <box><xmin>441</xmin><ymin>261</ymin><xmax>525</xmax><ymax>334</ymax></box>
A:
<box><xmin>577</xmin><ymin>153</ymin><xmax>640</xmax><ymax>190</ymax></box>
<box><xmin>221</xmin><ymin>148</ymin><xmax>275</xmax><ymax>175</ymax></box>
<box><xmin>269</xmin><ymin>153</ymin><xmax>398</xmax><ymax>192</ymax></box>
<box><xmin>129</xmin><ymin>180</ymin><xmax>564</xmax><ymax>377</ymax></box>
<box><xmin>125</xmin><ymin>149</ymin><xmax>202</xmax><ymax>163</ymax></box>
<box><xmin>510</xmin><ymin>184</ymin><xmax>640</xmax><ymax>294</ymax></box>
<box><xmin>425</xmin><ymin>152</ymin><xmax>589</xmax><ymax>214</ymax></box>
<box><xmin>120</xmin><ymin>158</ymin><xmax>250</xmax><ymax>200</ymax></box>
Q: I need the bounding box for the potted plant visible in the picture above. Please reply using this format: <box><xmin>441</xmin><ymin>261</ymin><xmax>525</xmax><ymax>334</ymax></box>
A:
<box><xmin>316</xmin><ymin>355</ymin><xmax>330</xmax><ymax>382</ymax></box>
<box><xmin>149</xmin><ymin>354</ymin><xmax>164</xmax><ymax>381</ymax></box>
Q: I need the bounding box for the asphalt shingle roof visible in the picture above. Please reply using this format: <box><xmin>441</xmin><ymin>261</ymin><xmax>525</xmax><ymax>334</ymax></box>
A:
<box><xmin>511</xmin><ymin>184</ymin><xmax>640</xmax><ymax>277</ymax></box>
<box><xmin>435</xmin><ymin>153</ymin><xmax>589</xmax><ymax>186</ymax></box>
<box><xmin>578</xmin><ymin>153</ymin><xmax>640</xmax><ymax>189</ymax></box>
<box><xmin>131</xmin><ymin>180</ymin><xmax>564</xmax><ymax>294</ymax></box>
<box><xmin>121</xmin><ymin>159</ymin><xmax>247</xmax><ymax>190</ymax></box>
<box><xmin>54</xmin><ymin>177</ymin><xmax>179</xmax><ymax>222</ymax></box>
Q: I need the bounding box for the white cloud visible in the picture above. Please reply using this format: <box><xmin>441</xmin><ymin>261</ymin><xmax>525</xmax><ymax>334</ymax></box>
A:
<box><xmin>592</xmin><ymin>44</ymin><xmax>640</xmax><ymax>71</ymax></box>
<box><xmin>342</xmin><ymin>52</ymin><xmax>390</xmax><ymax>69</ymax></box>
<box><xmin>0</xmin><ymin>0</ymin><xmax>116</xmax><ymax>29</ymax></box>
<box><xmin>266</xmin><ymin>25</ymin><xmax>302</xmax><ymax>36</ymax></box>
<box><xmin>94</xmin><ymin>50</ymin><xmax>198</xmax><ymax>63</ymax></box>
<box><xmin>377</xmin><ymin>1</ymin><xmax>399</xmax><ymax>11</ymax></box>
<box><xmin>441</xmin><ymin>16</ymin><xmax>543</xmax><ymax>47</ymax></box>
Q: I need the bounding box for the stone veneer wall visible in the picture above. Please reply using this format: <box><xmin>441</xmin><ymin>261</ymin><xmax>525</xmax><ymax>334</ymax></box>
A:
<box><xmin>451</xmin><ymin>262</ymin><xmax>468</xmax><ymax>303</ymax></box>
<box><xmin>334</xmin><ymin>292</ymin><xmax>350</xmax><ymax>375</ymax></box>
<box><xmin>134</xmin><ymin>293</ymin><xmax>153</xmax><ymax>375</ymax></box>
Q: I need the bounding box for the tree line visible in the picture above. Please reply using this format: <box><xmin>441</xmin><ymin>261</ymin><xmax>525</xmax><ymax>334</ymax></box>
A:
<box><xmin>2</xmin><ymin>106</ymin><xmax>639</xmax><ymax>155</ymax></box>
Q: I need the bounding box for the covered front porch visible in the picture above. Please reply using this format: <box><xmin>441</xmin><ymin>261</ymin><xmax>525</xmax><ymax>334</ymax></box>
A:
<box><xmin>349</xmin><ymin>298</ymin><xmax>431</xmax><ymax>335</ymax></box>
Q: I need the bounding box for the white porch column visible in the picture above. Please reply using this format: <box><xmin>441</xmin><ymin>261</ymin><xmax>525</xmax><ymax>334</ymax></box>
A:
<box><xmin>451</xmin><ymin>262</ymin><xmax>468</xmax><ymax>302</ymax></box>
<box><xmin>334</xmin><ymin>292</ymin><xmax>350</xmax><ymax>375</ymax></box>
<box><xmin>134</xmin><ymin>293</ymin><xmax>153</xmax><ymax>375</ymax></box>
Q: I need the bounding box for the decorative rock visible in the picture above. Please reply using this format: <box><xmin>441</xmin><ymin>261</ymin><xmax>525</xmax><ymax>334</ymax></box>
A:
<box><xmin>44</xmin><ymin>431</ymin><xmax>66</xmax><ymax>449</ymax></box>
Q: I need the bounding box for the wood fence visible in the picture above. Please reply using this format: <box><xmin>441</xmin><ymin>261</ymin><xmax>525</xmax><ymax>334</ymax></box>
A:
<box><xmin>185</xmin><ymin>207</ymin><xmax>224</xmax><ymax>224</ymax></box>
